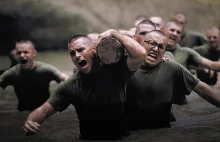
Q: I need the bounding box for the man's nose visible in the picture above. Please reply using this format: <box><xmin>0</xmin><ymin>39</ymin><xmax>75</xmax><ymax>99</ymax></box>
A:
<box><xmin>152</xmin><ymin>45</ymin><xmax>159</xmax><ymax>51</ymax></box>
<box><xmin>20</xmin><ymin>52</ymin><xmax>25</xmax><ymax>57</ymax></box>
<box><xmin>172</xmin><ymin>31</ymin><xmax>177</xmax><ymax>36</ymax></box>
<box><xmin>75</xmin><ymin>52</ymin><xmax>82</xmax><ymax>60</ymax></box>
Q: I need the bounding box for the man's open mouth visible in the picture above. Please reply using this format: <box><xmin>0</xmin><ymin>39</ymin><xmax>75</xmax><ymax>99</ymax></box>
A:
<box><xmin>20</xmin><ymin>59</ymin><xmax>28</xmax><ymax>64</ymax></box>
<box><xmin>148</xmin><ymin>53</ymin><xmax>157</xmax><ymax>59</ymax></box>
<box><xmin>78</xmin><ymin>60</ymin><xmax>88</xmax><ymax>67</ymax></box>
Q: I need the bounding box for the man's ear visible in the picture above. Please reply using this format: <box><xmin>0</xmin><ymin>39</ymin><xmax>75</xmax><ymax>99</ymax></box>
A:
<box><xmin>139</xmin><ymin>41</ymin><xmax>144</xmax><ymax>46</ymax></box>
<box><xmin>92</xmin><ymin>44</ymin><xmax>97</xmax><ymax>54</ymax></box>
<box><xmin>33</xmin><ymin>49</ymin><xmax>37</xmax><ymax>57</ymax></box>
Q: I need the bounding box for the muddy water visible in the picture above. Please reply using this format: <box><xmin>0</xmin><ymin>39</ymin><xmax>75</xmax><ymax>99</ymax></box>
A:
<box><xmin>1</xmin><ymin>51</ymin><xmax>220</xmax><ymax>142</ymax></box>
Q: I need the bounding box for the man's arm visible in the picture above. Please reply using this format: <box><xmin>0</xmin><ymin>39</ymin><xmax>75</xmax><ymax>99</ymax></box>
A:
<box><xmin>23</xmin><ymin>102</ymin><xmax>57</xmax><ymax>136</ymax></box>
<box><xmin>215</xmin><ymin>72</ymin><xmax>220</xmax><ymax>88</ymax></box>
<box><xmin>200</xmin><ymin>58</ymin><xmax>220</xmax><ymax>71</ymax></box>
<box><xmin>97</xmin><ymin>29</ymin><xmax>146</xmax><ymax>71</ymax></box>
<box><xmin>59</xmin><ymin>73</ymin><xmax>69</xmax><ymax>81</ymax></box>
<box><xmin>193</xmin><ymin>81</ymin><xmax>220</xmax><ymax>108</ymax></box>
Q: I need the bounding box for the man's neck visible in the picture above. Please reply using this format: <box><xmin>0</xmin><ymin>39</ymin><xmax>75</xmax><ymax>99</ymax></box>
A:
<box><xmin>166</xmin><ymin>44</ymin><xmax>177</xmax><ymax>53</ymax></box>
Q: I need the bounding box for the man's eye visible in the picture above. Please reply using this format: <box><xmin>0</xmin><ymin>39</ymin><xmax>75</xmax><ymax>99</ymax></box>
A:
<box><xmin>149</xmin><ymin>42</ymin><xmax>156</xmax><ymax>46</ymax></box>
<box><xmin>158</xmin><ymin>45</ymin><xmax>164</xmax><ymax>49</ymax></box>
<box><xmin>140</xmin><ymin>32</ymin><xmax>147</xmax><ymax>35</ymax></box>
<box><xmin>70</xmin><ymin>51</ymin><xmax>75</xmax><ymax>56</ymax></box>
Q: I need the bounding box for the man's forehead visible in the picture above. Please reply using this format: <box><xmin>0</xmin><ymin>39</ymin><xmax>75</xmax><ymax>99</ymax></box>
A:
<box><xmin>147</xmin><ymin>32</ymin><xmax>166</xmax><ymax>42</ymax></box>
<box><xmin>150</xmin><ymin>17</ymin><xmax>162</xmax><ymax>24</ymax></box>
<box><xmin>16</xmin><ymin>43</ymin><xmax>33</xmax><ymax>50</ymax></box>
<box><xmin>69</xmin><ymin>38</ymin><xmax>92</xmax><ymax>49</ymax></box>
<box><xmin>167</xmin><ymin>23</ymin><xmax>182</xmax><ymax>30</ymax></box>
<box><xmin>207</xmin><ymin>30</ymin><xmax>219</xmax><ymax>36</ymax></box>
<box><xmin>138</xmin><ymin>24</ymin><xmax>155</xmax><ymax>32</ymax></box>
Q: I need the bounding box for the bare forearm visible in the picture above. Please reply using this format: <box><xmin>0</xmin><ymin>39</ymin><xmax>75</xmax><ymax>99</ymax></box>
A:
<box><xmin>211</xmin><ymin>61</ymin><xmax>220</xmax><ymax>71</ymax></box>
<box><xmin>27</xmin><ymin>102</ymin><xmax>56</xmax><ymax>124</ymax></box>
<box><xmin>194</xmin><ymin>81</ymin><xmax>220</xmax><ymax>108</ymax></box>
<box><xmin>59</xmin><ymin>73</ymin><xmax>69</xmax><ymax>81</ymax></box>
<box><xmin>201</xmin><ymin>58</ymin><xmax>220</xmax><ymax>71</ymax></box>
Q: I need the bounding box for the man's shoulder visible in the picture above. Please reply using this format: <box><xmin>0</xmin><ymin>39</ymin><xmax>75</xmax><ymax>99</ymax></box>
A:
<box><xmin>186</xmin><ymin>31</ymin><xmax>205</xmax><ymax>38</ymax></box>
<box><xmin>163</xmin><ymin>60</ymin><xmax>179</xmax><ymax>69</ymax></box>
<box><xmin>180</xmin><ymin>46</ymin><xmax>197</xmax><ymax>54</ymax></box>
<box><xmin>65</xmin><ymin>73</ymin><xmax>79</xmax><ymax>84</ymax></box>
<box><xmin>193</xmin><ymin>44</ymin><xmax>209</xmax><ymax>52</ymax></box>
<box><xmin>35</xmin><ymin>61</ymin><xmax>59</xmax><ymax>71</ymax></box>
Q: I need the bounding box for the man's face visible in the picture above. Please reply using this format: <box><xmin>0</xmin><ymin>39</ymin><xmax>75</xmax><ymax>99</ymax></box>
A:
<box><xmin>163</xmin><ymin>23</ymin><xmax>182</xmax><ymax>50</ymax></box>
<box><xmin>206</xmin><ymin>30</ymin><xmax>220</xmax><ymax>49</ymax></box>
<box><xmin>134</xmin><ymin>24</ymin><xmax>155</xmax><ymax>44</ymax></box>
<box><xmin>174</xmin><ymin>15</ymin><xmax>186</xmax><ymax>32</ymax></box>
<box><xmin>68</xmin><ymin>38</ymin><xmax>95</xmax><ymax>74</ymax></box>
<box><xmin>149</xmin><ymin>17</ymin><xmax>164</xmax><ymax>30</ymax></box>
<box><xmin>143</xmin><ymin>32</ymin><xmax>167</xmax><ymax>66</ymax></box>
<box><xmin>16</xmin><ymin>43</ymin><xmax>36</xmax><ymax>70</ymax></box>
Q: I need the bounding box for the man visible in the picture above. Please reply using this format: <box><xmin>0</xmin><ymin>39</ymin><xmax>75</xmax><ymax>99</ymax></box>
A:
<box><xmin>0</xmin><ymin>40</ymin><xmax>69</xmax><ymax>111</ymax></box>
<box><xmin>173</xmin><ymin>12</ymin><xmax>207</xmax><ymax>76</ymax></box>
<box><xmin>162</xmin><ymin>20</ymin><xmax>220</xmax><ymax>104</ymax></box>
<box><xmin>149</xmin><ymin>16</ymin><xmax>166</xmax><ymax>30</ymax></box>
<box><xmin>193</xmin><ymin>26</ymin><xmax>220</xmax><ymax>87</ymax></box>
<box><xmin>135</xmin><ymin>20</ymin><xmax>174</xmax><ymax>60</ymax></box>
<box><xmin>23</xmin><ymin>29</ymin><xmax>146</xmax><ymax>140</ymax></box>
<box><xmin>173</xmin><ymin>12</ymin><xmax>207</xmax><ymax>48</ymax></box>
<box><xmin>129</xmin><ymin>14</ymin><xmax>148</xmax><ymax>35</ymax></box>
<box><xmin>126</xmin><ymin>30</ymin><xmax>220</xmax><ymax>130</ymax></box>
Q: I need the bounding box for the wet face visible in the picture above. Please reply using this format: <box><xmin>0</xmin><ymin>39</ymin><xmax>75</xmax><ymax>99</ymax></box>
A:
<box><xmin>206</xmin><ymin>30</ymin><xmax>220</xmax><ymax>49</ymax></box>
<box><xmin>163</xmin><ymin>22</ymin><xmax>182</xmax><ymax>50</ymax></box>
<box><xmin>16</xmin><ymin>43</ymin><xmax>36</xmax><ymax>70</ymax></box>
<box><xmin>135</xmin><ymin>24</ymin><xmax>156</xmax><ymax>44</ymax></box>
<box><xmin>143</xmin><ymin>32</ymin><xmax>167</xmax><ymax>66</ymax></box>
<box><xmin>68</xmin><ymin>38</ymin><xmax>95</xmax><ymax>74</ymax></box>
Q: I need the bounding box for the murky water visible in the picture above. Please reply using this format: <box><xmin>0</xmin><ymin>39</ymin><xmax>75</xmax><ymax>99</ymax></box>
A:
<box><xmin>1</xmin><ymin>51</ymin><xmax>220</xmax><ymax>142</ymax></box>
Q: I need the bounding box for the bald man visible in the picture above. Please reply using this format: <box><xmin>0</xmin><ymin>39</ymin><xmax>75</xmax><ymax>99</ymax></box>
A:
<box><xmin>194</xmin><ymin>26</ymin><xmax>220</xmax><ymax>87</ymax></box>
<box><xmin>0</xmin><ymin>40</ymin><xmax>69</xmax><ymax>111</ymax></box>
<box><xmin>149</xmin><ymin>16</ymin><xmax>166</xmax><ymax>30</ymax></box>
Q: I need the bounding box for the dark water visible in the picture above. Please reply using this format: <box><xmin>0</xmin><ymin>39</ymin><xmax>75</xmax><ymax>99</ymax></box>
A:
<box><xmin>1</xmin><ymin>88</ymin><xmax>220</xmax><ymax>142</ymax></box>
<box><xmin>1</xmin><ymin>52</ymin><xmax>220</xmax><ymax>142</ymax></box>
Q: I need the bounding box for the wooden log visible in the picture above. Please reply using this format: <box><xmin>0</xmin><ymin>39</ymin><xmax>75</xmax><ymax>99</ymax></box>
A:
<box><xmin>96</xmin><ymin>37</ymin><xmax>124</xmax><ymax>64</ymax></box>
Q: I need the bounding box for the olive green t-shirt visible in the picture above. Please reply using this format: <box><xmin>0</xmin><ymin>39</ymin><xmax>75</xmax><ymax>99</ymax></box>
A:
<box><xmin>48</xmin><ymin>56</ymin><xmax>133</xmax><ymax>140</ymax></box>
<box><xmin>179</xmin><ymin>31</ymin><xmax>207</xmax><ymax>48</ymax></box>
<box><xmin>164</xmin><ymin>51</ymin><xmax>175</xmax><ymax>60</ymax></box>
<box><xmin>193</xmin><ymin>44</ymin><xmax>220</xmax><ymax>85</ymax></box>
<box><xmin>0</xmin><ymin>61</ymin><xmax>62</xmax><ymax>111</ymax></box>
<box><xmin>126</xmin><ymin>60</ymin><xmax>199</xmax><ymax>129</ymax></box>
<box><xmin>168</xmin><ymin>44</ymin><xmax>203</xmax><ymax>68</ymax></box>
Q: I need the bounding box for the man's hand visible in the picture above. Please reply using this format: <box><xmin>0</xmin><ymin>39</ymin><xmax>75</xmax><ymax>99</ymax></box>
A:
<box><xmin>162</xmin><ymin>56</ymin><xmax>169</xmax><ymax>62</ymax></box>
<box><xmin>96</xmin><ymin>29</ymin><xmax>116</xmax><ymax>44</ymax></box>
<box><xmin>23</xmin><ymin>120</ymin><xmax>41</xmax><ymax>136</ymax></box>
<box><xmin>215</xmin><ymin>81</ymin><xmax>220</xmax><ymax>89</ymax></box>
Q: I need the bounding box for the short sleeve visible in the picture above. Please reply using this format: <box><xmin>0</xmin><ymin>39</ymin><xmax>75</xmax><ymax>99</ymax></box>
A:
<box><xmin>176</xmin><ymin>63</ymin><xmax>199</xmax><ymax>95</ymax></box>
<box><xmin>47</xmin><ymin>82</ymin><xmax>72</xmax><ymax>112</ymax></box>
<box><xmin>0</xmin><ymin>67</ymin><xmax>17</xmax><ymax>89</ymax></box>
<box><xmin>43</xmin><ymin>63</ymin><xmax>63</xmax><ymax>83</ymax></box>
<box><xmin>187</xmin><ymin>48</ymin><xmax>203</xmax><ymax>66</ymax></box>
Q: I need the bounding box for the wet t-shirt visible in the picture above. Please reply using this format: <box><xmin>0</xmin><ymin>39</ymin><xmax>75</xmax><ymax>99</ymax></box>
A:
<box><xmin>48</xmin><ymin>56</ymin><xmax>133</xmax><ymax>140</ymax></box>
<box><xmin>126</xmin><ymin>60</ymin><xmax>199</xmax><ymax>130</ymax></box>
<box><xmin>0</xmin><ymin>61</ymin><xmax>62</xmax><ymax>111</ymax></box>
